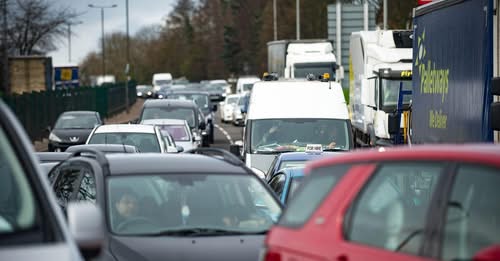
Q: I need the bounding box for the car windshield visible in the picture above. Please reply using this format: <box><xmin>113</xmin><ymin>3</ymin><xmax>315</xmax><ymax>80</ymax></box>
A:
<box><xmin>294</xmin><ymin>62</ymin><xmax>336</xmax><ymax>79</ymax></box>
<box><xmin>159</xmin><ymin>125</ymin><xmax>190</xmax><ymax>141</ymax></box>
<box><xmin>142</xmin><ymin>107</ymin><xmax>196</xmax><ymax>128</ymax></box>
<box><xmin>54</xmin><ymin>114</ymin><xmax>98</xmax><ymax>129</ymax></box>
<box><xmin>88</xmin><ymin>133</ymin><xmax>160</xmax><ymax>153</ymax></box>
<box><xmin>137</xmin><ymin>86</ymin><xmax>152</xmax><ymax>91</ymax></box>
<box><xmin>169</xmin><ymin>94</ymin><xmax>209</xmax><ymax>109</ymax></box>
<box><xmin>107</xmin><ymin>174</ymin><xmax>282</xmax><ymax>236</ymax></box>
<box><xmin>154</xmin><ymin>80</ymin><xmax>172</xmax><ymax>86</ymax></box>
<box><xmin>381</xmin><ymin>79</ymin><xmax>412</xmax><ymax>107</ymax></box>
<box><xmin>251</xmin><ymin>119</ymin><xmax>351</xmax><ymax>153</ymax></box>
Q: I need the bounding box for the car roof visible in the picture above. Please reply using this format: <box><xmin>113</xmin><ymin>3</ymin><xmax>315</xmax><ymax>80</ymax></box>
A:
<box><xmin>61</xmin><ymin>111</ymin><xmax>97</xmax><ymax>115</ymax></box>
<box><xmin>144</xmin><ymin>99</ymin><xmax>197</xmax><ymax>108</ymax></box>
<box><xmin>105</xmin><ymin>154</ymin><xmax>248</xmax><ymax>175</ymax></box>
<box><xmin>306</xmin><ymin>144</ymin><xmax>500</xmax><ymax>172</ymax></box>
<box><xmin>141</xmin><ymin>119</ymin><xmax>188</xmax><ymax>125</ymax></box>
<box><xmin>36</xmin><ymin>152</ymin><xmax>71</xmax><ymax>163</ymax></box>
<box><xmin>277</xmin><ymin>151</ymin><xmax>343</xmax><ymax>161</ymax></box>
<box><xmin>284</xmin><ymin>167</ymin><xmax>305</xmax><ymax>178</ymax></box>
<box><xmin>248</xmin><ymin>80</ymin><xmax>348</xmax><ymax>120</ymax></box>
<box><xmin>94</xmin><ymin>124</ymin><xmax>156</xmax><ymax>134</ymax></box>
<box><xmin>168</xmin><ymin>90</ymin><xmax>210</xmax><ymax>96</ymax></box>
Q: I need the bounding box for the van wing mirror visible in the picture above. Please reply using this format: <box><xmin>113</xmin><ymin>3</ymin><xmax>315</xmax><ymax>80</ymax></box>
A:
<box><xmin>67</xmin><ymin>202</ymin><xmax>104</xmax><ymax>259</ymax></box>
<box><xmin>361</xmin><ymin>78</ymin><xmax>376</xmax><ymax>107</ymax></box>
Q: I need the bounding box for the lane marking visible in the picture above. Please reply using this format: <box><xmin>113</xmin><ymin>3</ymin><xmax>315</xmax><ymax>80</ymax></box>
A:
<box><xmin>214</xmin><ymin>124</ymin><xmax>233</xmax><ymax>144</ymax></box>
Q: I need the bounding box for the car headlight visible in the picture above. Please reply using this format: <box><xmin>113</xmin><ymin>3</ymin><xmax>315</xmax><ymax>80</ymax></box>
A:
<box><xmin>147</xmin><ymin>91</ymin><xmax>152</xmax><ymax>96</ymax></box>
<box><xmin>137</xmin><ymin>92</ymin><xmax>143</xmax><ymax>96</ymax></box>
<box><xmin>158</xmin><ymin>94</ymin><xmax>164</xmax><ymax>99</ymax></box>
<box><xmin>49</xmin><ymin>132</ymin><xmax>62</xmax><ymax>142</ymax></box>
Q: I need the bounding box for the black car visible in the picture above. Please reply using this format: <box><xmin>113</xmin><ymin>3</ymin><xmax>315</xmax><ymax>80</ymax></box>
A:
<box><xmin>139</xmin><ymin>99</ymin><xmax>209</xmax><ymax>146</ymax></box>
<box><xmin>166</xmin><ymin>90</ymin><xmax>217</xmax><ymax>144</ymax></box>
<box><xmin>48</xmin><ymin>148</ymin><xmax>283</xmax><ymax>261</ymax></box>
<box><xmin>48</xmin><ymin>111</ymin><xmax>103</xmax><ymax>152</ymax></box>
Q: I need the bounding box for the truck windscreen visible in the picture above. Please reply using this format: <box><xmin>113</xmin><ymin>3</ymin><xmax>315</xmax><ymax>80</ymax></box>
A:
<box><xmin>380</xmin><ymin>79</ymin><xmax>412</xmax><ymax>107</ymax></box>
<box><xmin>294</xmin><ymin>63</ymin><xmax>336</xmax><ymax>79</ymax></box>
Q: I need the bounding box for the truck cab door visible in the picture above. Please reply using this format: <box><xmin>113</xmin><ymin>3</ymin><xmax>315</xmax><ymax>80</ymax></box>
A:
<box><xmin>361</xmin><ymin>78</ymin><xmax>378</xmax><ymax>109</ymax></box>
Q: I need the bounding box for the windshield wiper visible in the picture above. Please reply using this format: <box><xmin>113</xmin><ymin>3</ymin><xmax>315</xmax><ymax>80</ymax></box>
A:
<box><xmin>148</xmin><ymin>227</ymin><xmax>267</xmax><ymax>237</ymax></box>
<box><xmin>323</xmin><ymin>148</ymin><xmax>348</xmax><ymax>152</ymax></box>
<box><xmin>255</xmin><ymin>149</ymin><xmax>296</xmax><ymax>154</ymax></box>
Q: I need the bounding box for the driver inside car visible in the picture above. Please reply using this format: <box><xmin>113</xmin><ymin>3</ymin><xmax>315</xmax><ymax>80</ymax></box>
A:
<box><xmin>112</xmin><ymin>188</ymin><xmax>139</xmax><ymax>231</ymax></box>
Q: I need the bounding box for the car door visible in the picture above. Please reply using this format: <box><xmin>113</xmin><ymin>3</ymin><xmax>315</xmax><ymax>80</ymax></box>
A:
<box><xmin>337</xmin><ymin>161</ymin><xmax>447</xmax><ymax>261</ymax></box>
<box><xmin>439</xmin><ymin>163</ymin><xmax>500</xmax><ymax>261</ymax></box>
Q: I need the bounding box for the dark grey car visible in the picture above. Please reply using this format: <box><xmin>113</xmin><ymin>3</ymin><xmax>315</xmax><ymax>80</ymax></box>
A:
<box><xmin>48</xmin><ymin>111</ymin><xmax>103</xmax><ymax>152</ymax></box>
<box><xmin>48</xmin><ymin>148</ymin><xmax>283</xmax><ymax>261</ymax></box>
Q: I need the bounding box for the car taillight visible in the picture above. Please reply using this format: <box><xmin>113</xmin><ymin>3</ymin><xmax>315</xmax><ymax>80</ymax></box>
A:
<box><xmin>259</xmin><ymin>247</ymin><xmax>281</xmax><ymax>261</ymax></box>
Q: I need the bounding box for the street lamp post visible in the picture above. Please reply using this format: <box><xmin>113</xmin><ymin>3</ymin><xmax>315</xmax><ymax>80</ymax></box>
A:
<box><xmin>88</xmin><ymin>4</ymin><xmax>117</xmax><ymax>78</ymax></box>
<box><xmin>66</xmin><ymin>21</ymin><xmax>83</xmax><ymax>63</ymax></box>
<box><xmin>125</xmin><ymin>0</ymin><xmax>130</xmax><ymax>112</ymax></box>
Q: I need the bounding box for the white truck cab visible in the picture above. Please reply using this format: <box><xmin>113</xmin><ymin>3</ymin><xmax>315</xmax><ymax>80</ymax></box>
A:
<box><xmin>349</xmin><ymin>30</ymin><xmax>413</xmax><ymax>147</ymax></box>
<box><xmin>152</xmin><ymin>73</ymin><xmax>173</xmax><ymax>92</ymax></box>
<box><xmin>233</xmin><ymin>77</ymin><xmax>352</xmax><ymax>175</ymax></box>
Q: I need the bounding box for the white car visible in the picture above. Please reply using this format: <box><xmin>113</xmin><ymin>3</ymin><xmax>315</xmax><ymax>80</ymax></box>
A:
<box><xmin>232</xmin><ymin>94</ymin><xmax>247</xmax><ymax>126</ymax></box>
<box><xmin>220</xmin><ymin>94</ymin><xmax>240</xmax><ymax>123</ymax></box>
<box><xmin>86</xmin><ymin>124</ymin><xmax>180</xmax><ymax>153</ymax></box>
<box><xmin>236</xmin><ymin>76</ymin><xmax>260</xmax><ymax>94</ymax></box>
<box><xmin>141</xmin><ymin>119</ymin><xmax>200</xmax><ymax>151</ymax></box>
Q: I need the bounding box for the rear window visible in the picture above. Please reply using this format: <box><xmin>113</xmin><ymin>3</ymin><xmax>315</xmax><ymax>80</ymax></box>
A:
<box><xmin>278</xmin><ymin>164</ymin><xmax>351</xmax><ymax>227</ymax></box>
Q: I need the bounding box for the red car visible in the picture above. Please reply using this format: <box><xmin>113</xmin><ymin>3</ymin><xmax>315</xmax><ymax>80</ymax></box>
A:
<box><xmin>262</xmin><ymin>145</ymin><xmax>500</xmax><ymax>261</ymax></box>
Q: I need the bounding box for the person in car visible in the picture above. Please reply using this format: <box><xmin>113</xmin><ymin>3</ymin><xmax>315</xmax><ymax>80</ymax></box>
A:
<box><xmin>316</xmin><ymin>125</ymin><xmax>341</xmax><ymax>149</ymax></box>
<box><xmin>112</xmin><ymin>188</ymin><xmax>139</xmax><ymax>230</ymax></box>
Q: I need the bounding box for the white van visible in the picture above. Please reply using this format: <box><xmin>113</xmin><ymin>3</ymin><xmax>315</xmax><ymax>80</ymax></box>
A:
<box><xmin>152</xmin><ymin>73</ymin><xmax>173</xmax><ymax>91</ymax></box>
<box><xmin>234</xmin><ymin>78</ymin><xmax>353</xmax><ymax>175</ymax></box>
<box><xmin>236</xmin><ymin>76</ymin><xmax>260</xmax><ymax>94</ymax></box>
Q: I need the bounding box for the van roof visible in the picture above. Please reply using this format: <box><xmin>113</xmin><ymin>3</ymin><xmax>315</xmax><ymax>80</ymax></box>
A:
<box><xmin>247</xmin><ymin>80</ymin><xmax>348</xmax><ymax>120</ymax></box>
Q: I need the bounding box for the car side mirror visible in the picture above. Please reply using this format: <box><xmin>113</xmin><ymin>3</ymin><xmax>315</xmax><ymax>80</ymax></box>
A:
<box><xmin>473</xmin><ymin>245</ymin><xmax>500</xmax><ymax>261</ymax></box>
<box><xmin>67</xmin><ymin>202</ymin><xmax>104</xmax><ymax>260</ymax></box>
<box><xmin>176</xmin><ymin>146</ymin><xmax>184</xmax><ymax>153</ymax></box>
<box><xmin>199</xmin><ymin>121</ymin><xmax>206</xmax><ymax>130</ymax></box>
<box><xmin>240</xmin><ymin>106</ymin><xmax>247</xmax><ymax>114</ymax></box>
<box><xmin>212</xmin><ymin>104</ymin><xmax>218</xmax><ymax>112</ymax></box>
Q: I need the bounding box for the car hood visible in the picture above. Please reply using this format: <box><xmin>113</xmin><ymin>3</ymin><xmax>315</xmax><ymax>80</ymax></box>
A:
<box><xmin>51</xmin><ymin>128</ymin><xmax>93</xmax><ymax>143</ymax></box>
<box><xmin>110</xmin><ymin>235</ymin><xmax>265</xmax><ymax>261</ymax></box>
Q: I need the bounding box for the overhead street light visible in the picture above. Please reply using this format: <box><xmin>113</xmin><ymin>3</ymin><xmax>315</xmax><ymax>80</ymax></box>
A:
<box><xmin>88</xmin><ymin>3</ymin><xmax>117</xmax><ymax>77</ymax></box>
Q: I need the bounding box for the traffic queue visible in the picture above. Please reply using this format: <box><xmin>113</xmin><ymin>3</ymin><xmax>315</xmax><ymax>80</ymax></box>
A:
<box><xmin>1</xmin><ymin>69</ymin><xmax>499</xmax><ymax>261</ymax></box>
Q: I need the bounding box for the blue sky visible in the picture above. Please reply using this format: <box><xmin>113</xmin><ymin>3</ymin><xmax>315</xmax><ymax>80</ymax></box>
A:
<box><xmin>48</xmin><ymin>0</ymin><xmax>175</xmax><ymax>66</ymax></box>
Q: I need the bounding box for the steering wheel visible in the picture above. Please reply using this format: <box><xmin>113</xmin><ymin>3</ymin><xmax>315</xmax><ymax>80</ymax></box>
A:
<box><xmin>116</xmin><ymin>216</ymin><xmax>157</xmax><ymax>232</ymax></box>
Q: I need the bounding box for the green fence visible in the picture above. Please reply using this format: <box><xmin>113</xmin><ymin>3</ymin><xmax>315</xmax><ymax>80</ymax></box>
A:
<box><xmin>2</xmin><ymin>83</ymin><xmax>136</xmax><ymax>142</ymax></box>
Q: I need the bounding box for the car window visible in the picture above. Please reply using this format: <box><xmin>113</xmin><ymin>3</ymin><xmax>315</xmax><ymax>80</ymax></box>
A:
<box><xmin>88</xmin><ymin>132</ymin><xmax>161</xmax><ymax>153</ymax></box>
<box><xmin>346</xmin><ymin>162</ymin><xmax>444</xmax><ymax>255</ymax></box>
<box><xmin>0</xmin><ymin>127</ymin><xmax>38</xmax><ymax>238</ymax></box>
<box><xmin>142</xmin><ymin>107</ymin><xmax>196</xmax><ymax>127</ymax></box>
<box><xmin>286</xmin><ymin>176</ymin><xmax>304</xmax><ymax>203</ymax></box>
<box><xmin>268</xmin><ymin>174</ymin><xmax>285</xmax><ymax>198</ymax></box>
<box><xmin>279</xmin><ymin>164</ymin><xmax>351</xmax><ymax>227</ymax></box>
<box><xmin>266</xmin><ymin>157</ymin><xmax>279</xmax><ymax>178</ymax></box>
<box><xmin>442</xmin><ymin>164</ymin><xmax>500</xmax><ymax>261</ymax></box>
<box><xmin>107</xmin><ymin>174</ymin><xmax>281</xmax><ymax>235</ymax></box>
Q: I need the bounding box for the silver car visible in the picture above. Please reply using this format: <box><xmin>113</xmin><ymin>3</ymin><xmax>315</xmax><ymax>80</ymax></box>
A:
<box><xmin>0</xmin><ymin>101</ymin><xmax>104</xmax><ymax>260</ymax></box>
